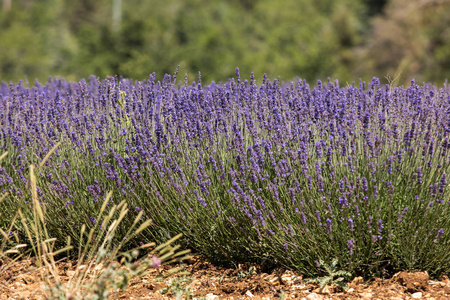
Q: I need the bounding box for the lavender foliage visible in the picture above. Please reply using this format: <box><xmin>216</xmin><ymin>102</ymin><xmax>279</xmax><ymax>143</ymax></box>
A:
<box><xmin>1</xmin><ymin>72</ymin><xmax>450</xmax><ymax>277</ymax></box>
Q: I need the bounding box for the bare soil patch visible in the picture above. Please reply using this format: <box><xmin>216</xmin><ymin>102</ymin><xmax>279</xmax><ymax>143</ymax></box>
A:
<box><xmin>1</xmin><ymin>256</ymin><xmax>450</xmax><ymax>299</ymax></box>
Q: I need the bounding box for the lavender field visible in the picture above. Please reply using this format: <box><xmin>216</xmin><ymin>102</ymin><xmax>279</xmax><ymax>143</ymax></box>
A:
<box><xmin>1</xmin><ymin>70</ymin><xmax>449</xmax><ymax>278</ymax></box>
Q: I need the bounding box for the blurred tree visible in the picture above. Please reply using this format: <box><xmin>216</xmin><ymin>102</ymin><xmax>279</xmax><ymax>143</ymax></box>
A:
<box><xmin>421</xmin><ymin>0</ymin><xmax>450</xmax><ymax>83</ymax></box>
<box><xmin>0</xmin><ymin>0</ymin><xmax>369</xmax><ymax>83</ymax></box>
<box><xmin>0</xmin><ymin>0</ymin><xmax>67</xmax><ymax>83</ymax></box>
<box><xmin>1</xmin><ymin>0</ymin><xmax>449</xmax><ymax>84</ymax></box>
<box><xmin>3</xmin><ymin>0</ymin><xmax>11</xmax><ymax>11</ymax></box>
<box><xmin>363</xmin><ymin>0</ymin><xmax>387</xmax><ymax>16</ymax></box>
<box><xmin>359</xmin><ymin>0</ymin><xmax>450</xmax><ymax>84</ymax></box>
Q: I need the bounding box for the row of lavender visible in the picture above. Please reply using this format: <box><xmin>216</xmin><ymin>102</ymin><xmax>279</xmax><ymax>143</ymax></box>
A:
<box><xmin>1</xmin><ymin>70</ymin><xmax>449</xmax><ymax>277</ymax></box>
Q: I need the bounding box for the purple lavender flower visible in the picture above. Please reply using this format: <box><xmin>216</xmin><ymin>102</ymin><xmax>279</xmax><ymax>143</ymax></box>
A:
<box><xmin>362</xmin><ymin>177</ymin><xmax>368</xmax><ymax>191</ymax></box>
<box><xmin>325</xmin><ymin>218</ymin><xmax>332</xmax><ymax>234</ymax></box>
<box><xmin>434</xmin><ymin>229</ymin><xmax>444</xmax><ymax>243</ymax></box>
<box><xmin>367</xmin><ymin>216</ymin><xmax>373</xmax><ymax>230</ymax></box>
<box><xmin>439</xmin><ymin>173</ymin><xmax>447</xmax><ymax>194</ymax></box>
<box><xmin>300</xmin><ymin>212</ymin><xmax>307</xmax><ymax>225</ymax></box>
<box><xmin>397</xmin><ymin>207</ymin><xmax>408</xmax><ymax>222</ymax></box>
<box><xmin>417</xmin><ymin>167</ymin><xmax>423</xmax><ymax>185</ymax></box>
<box><xmin>317</xmin><ymin>174</ymin><xmax>324</xmax><ymax>192</ymax></box>
<box><xmin>88</xmin><ymin>213</ymin><xmax>97</xmax><ymax>224</ymax></box>
<box><xmin>348</xmin><ymin>218</ymin><xmax>354</xmax><ymax>232</ymax></box>
<box><xmin>151</xmin><ymin>256</ymin><xmax>162</xmax><ymax>268</ymax></box>
<box><xmin>338</xmin><ymin>197</ymin><xmax>348</xmax><ymax>211</ymax></box>
<box><xmin>354</xmin><ymin>204</ymin><xmax>360</xmax><ymax>216</ymax></box>
<box><xmin>287</xmin><ymin>224</ymin><xmax>294</xmax><ymax>237</ymax></box>
<box><xmin>348</xmin><ymin>239</ymin><xmax>355</xmax><ymax>255</ymax></box>
<box><xmin>315</xmin><ymin>210</ymin><xmax>321</xmax><ymax>223</ymax></box>
<box><xmin>378</xmin><ymin>219</ymin><xmax>383</xmax><ymax>233</ymax></box>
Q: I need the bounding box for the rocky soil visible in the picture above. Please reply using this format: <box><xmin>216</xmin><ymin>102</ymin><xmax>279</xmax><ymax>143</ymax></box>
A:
<box><xmin>1</xmin><ymin>256</ymin><xmax>450</xmax><ymax>299</ymax></box>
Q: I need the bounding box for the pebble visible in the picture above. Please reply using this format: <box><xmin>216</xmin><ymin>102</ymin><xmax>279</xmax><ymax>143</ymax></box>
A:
<box><xmin>351</xmin><ymin>276</ymin><xmax>364</xmax><ymax>285</ymax></box>
<box><xmin>280</xmin><ymin>271</ymin><xmax>302</xmax><ymax>286</ymax></box>
<box><xmin>268</xmin><ymin>276</ymin><xmax>281</xmax><ymax>286</ymax></box>
<box><xmin>291</xmin><ymin>283</ymin><xmax>308</xmax><ymax>290</ymax></box>
<box><xmin>305</xmin><ymin>292</ymin><xmax>322</xmax><ymax>300</ymax></box>
<box><xmin>360</xmin><ymin>292</ymin><xmax>373</xmax><ymax>298</ymax></box>
<box><xmin>245</xmin><ymin>290</ymin><xmax>254</xmax><ymax>298</ymax></box>
<box><xmin>320</xmin><ymin>285</ymin><xmax>334</xmax><ymax>294</ymax></box>
<box><xmin>205</xmin><ymin>293</ymin><xmax>219</xmax><ymax>300</ymax></box>
<box><xmin>412</xmin><ymin>292</ymin><xmax>422</xmax><ymax>299</ymax></box>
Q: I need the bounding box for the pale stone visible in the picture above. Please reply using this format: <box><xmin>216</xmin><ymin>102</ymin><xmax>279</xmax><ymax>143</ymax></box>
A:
<box><xmin>305</xmin><ymin>292</ymin><xmax>323</xmax><ymax>300</ymax></box>
<box><xmin>351</xmin><ymin>276</ymin><xmax>364</xmax><ymax>285</ymax></box>
<box><xmin>281</xmin><ymin>271</ymin><xmax>301</xmax><ymax>286</ymax></box>
<box><xmin>347</xmin><ymin>288</ymin><xmax>354</xmax><ymax>293</ymax></box>
<box><xmin>293</xmin><ymin>276</ymin><xmax>303</xmax><ymax>284</ymax></box>
<box><xmin>19</xmin><ymin>291</ymin><xmax>31</xmax><ymax>298</ymax></box>
<box><xmin>269</xmin><ymin>276</ymin><xmax>281</xmax><ymax>286</ymax></box>
<box><xmin>412</xmin><ymin>292</ymin><xmax>423</xmax><ymax>299</ymax></box>
<box><xmin>205</xmin><ymin>293</ymin><xmax>220</xmax><ymax>300</ymax></box>
<box><xmin>281</xmin><ymin>274</ymin><xmax>294</xmax><ymax>285</ymax></box>
<box><xmin>192</xmin><ymin>279</ymin><xmax>202</xmax><ymax>287</ymax></box>
<box><xmin>148</xmin><ymin>282</ymin><xmax>168</xmax><ymax>291</ymax></box>
<box><xmin>291</xmin><ymin>284</ymin><xmax>308</xmax><ymax>290</ymax></box>
<box><xmin>321</xmin><ymin>285</ymin><xmax>334</xmax><ymax>294</ymax></box>
<box><xmin>245</xmin><ymin>290</ymin><xmax>254</xmax><ymax>298</ymax></box>
<box><xmin>263</xmin><ymin>274</ymin><xmax>272</xmax><ymax>280</ymax></box>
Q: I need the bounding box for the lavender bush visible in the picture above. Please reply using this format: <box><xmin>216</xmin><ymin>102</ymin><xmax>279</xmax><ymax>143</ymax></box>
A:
<box><xmin>1</xmin><ymin>69</ymin><xmax>449</xmax><ymax>278</ymax></box>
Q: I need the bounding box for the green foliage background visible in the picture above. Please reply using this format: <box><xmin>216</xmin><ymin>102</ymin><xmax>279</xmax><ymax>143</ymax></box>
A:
<box><xmin>0</xmin><ymin>0</ymin><xmax>449</xmax><ymax>84</ymax></box>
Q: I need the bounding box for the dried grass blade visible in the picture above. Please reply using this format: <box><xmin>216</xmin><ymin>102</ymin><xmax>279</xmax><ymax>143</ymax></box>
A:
<box><xmin>0</xmin><ymin>152</ymin><xmax>8</xmax><ymax>162</ymax></box>
<box><xmin>39</xmin><ymin>142</ymin><xmax>61</xmax><ymax>168</ymax></box>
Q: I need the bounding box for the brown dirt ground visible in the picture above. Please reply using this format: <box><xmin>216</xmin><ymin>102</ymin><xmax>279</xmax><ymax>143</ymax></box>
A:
<box><xmin>1</xmin><ymin>255</ymin><xmax>450</xmax><ymax>300</ymax></box>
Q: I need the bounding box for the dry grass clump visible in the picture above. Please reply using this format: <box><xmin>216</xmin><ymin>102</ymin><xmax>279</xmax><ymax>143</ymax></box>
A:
<box><xmin>1</xmin><ymin>147</ymin><xmax>191</xmax><ymax>299</ymax></box>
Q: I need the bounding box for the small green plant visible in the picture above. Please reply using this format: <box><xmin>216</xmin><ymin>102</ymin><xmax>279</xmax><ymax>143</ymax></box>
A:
<box><xmin>304</xmin><ymin>258</ymin><xmax>351</xmax><ymax>293</ymax></box>
<box><xmin>158</xmin><ymin>275</ymin><xmax>194</xmax><ymax>300</ymax></box>
<box><xmin>217</xmin><ymin>266</ymin><xmax>255</xmax><ymax>284</ymax></box>
<box><xmin>237</xmin><ymin>266</ymin><xmax>254</xmax><ymax>280</ymax></box>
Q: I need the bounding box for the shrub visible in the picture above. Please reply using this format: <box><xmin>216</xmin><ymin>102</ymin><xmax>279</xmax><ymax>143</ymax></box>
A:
<box><xmin>1</xmin><ymin>71</ymin><xmax>449</xmax><ymax>278</ymax></box>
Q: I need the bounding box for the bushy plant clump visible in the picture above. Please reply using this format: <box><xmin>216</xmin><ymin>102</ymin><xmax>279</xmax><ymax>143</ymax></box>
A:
<box><xmin>1</xmin><ymin>69</ymin><xmax>449</xmax><ymax>277</ymax></box>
